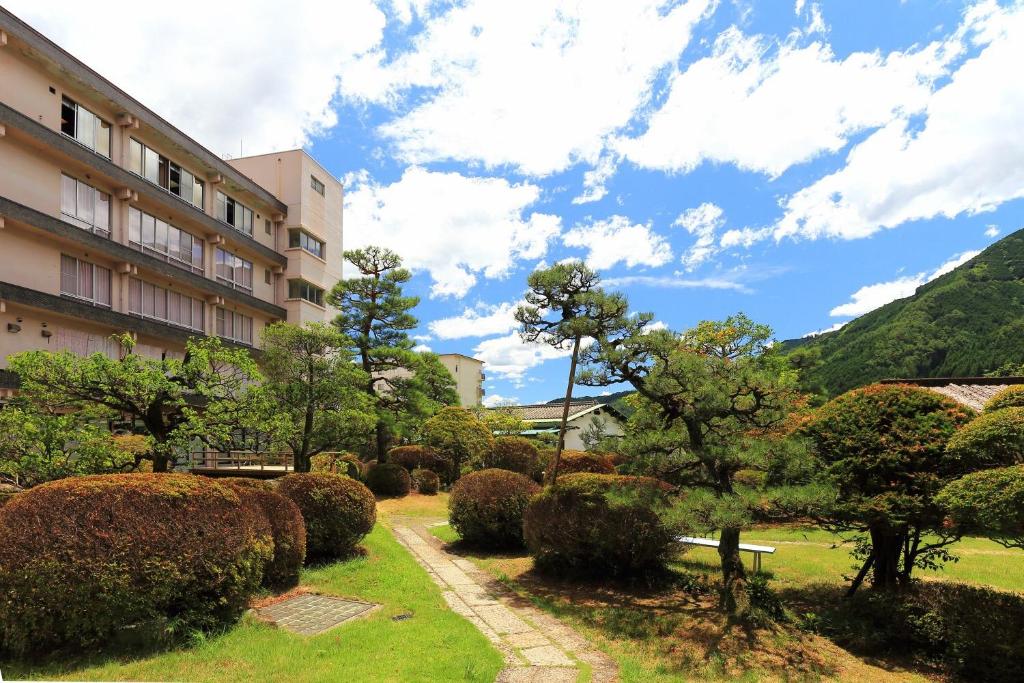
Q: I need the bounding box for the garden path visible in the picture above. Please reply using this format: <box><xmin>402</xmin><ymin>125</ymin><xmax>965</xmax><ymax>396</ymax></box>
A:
<box><xmin>390</xmin><ymin>516</ymin><xmax>618</xmax><ymax>683</ymax></box>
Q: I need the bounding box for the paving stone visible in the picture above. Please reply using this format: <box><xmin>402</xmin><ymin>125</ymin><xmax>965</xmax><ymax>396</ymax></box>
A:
<box><xmin>497</xmin><ymin>666</ymin><xmax>578</xmax><ymax>683</ymax></box>
<box><xmin>256</xmin><ymin>594</ymin><xmax>375</xmax><ymax>636</ymax></box>
<box><xmin>520</xmin><ymin>645</ymin><xmax>574</xmax><ymax>667</ymax></box>
<box><xmin>506</xmin><ymin>631</ymin><xmax>552</xmax><ymax>649</ymax></box>
<box><xmin>474</xmin><ymin>604</ymin><xmax>534</xmax><ymax>635</ymax></box>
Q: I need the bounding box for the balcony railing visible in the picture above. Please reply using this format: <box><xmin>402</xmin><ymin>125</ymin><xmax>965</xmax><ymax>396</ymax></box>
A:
<box><xmin>187</xmin><ymin>450</ymin><xmax>294</xmax><ymax>472</ymax></box>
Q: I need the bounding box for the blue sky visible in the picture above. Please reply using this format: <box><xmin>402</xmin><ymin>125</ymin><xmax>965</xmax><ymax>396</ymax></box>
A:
<box><xmin>12</xmin><ymin>0</ymin><xmax>1024</xmax><ymax>405</ymax></box>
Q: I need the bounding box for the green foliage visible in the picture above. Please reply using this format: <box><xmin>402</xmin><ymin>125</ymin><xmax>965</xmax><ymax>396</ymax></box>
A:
<box><xmin>260</xmin><ymin>322</ymin><xmax>376</xmax><ymax>472</ymax></box>
<box><xmin>422</xmin><ymin>407</ymin><xmax>495</xmax><ymax>481</ymax></box>
<box><xmin>364</xmin><ymin>462</ymin><xmax>412</xmax><ymax>497</ymax></box>
<box><xmin>310</xmin><ymin>452</ymin><xmax>362</xmax><ymax>479</ymax></box>
<box><xmin>475</xmin><ymin>405</ymin><xmax>528</xmax><ymax>436</ymax></box>
<box><xmin>387</xmin><ymin>444</ymin><xmax>450</xmax><ymax>475</ymax></box>
<box><xmin>783</xmin><ymin>232</ymin><xmax>1024</xmax><ymax>395</ymax></box>
<box><xmin>411</xmin><ymin>468</ymin><xmax>439</xmax><ymax>495</ymax></box>
<box><xmin>222</xmin><ymin>483</ymin><xmax>306</xmax><ymax>589</ymax></box>
<box><xmin>7</xmin><ymin>336</ymin><xmax>271</xmax><ymax>472</ymax></box>
<box><xmin>937</xmin><ymin>465</ymin><xmax>1024</xmax><ymax>549</ymax></box>
<box><xmin>984</xmin><ymin>385</ymin><xmax>1024</xmax><ymax>412</ymax></box>
<box><xmin>480</xmin><ymin>436</ymin><xmax>539</xmax><ymax>476</ymax></box>
<box><xmin>276</xmin><ymin>473</ymin><xmax>376</xmax><ymax>560</ymax></box>
<box><xmin>0</xmin><ymin>474</ymin><xmax>272</xmax><ymax>656</ymax></box>
<box><xmin>802</xmin><ymin>383</ymin><xmax>975</xmax><ymax>589</ymax></box>
<box><xmin>946</xmin><ymin>406</ymin><xmax>1024</xmax><ymax>472</ymax></box>
<box><xmin>523</xmin><ymin>473</ymin><xmax>677</xmax><ymax>576</ymax></box>
<box><xmin>448</xmin><ymin>469</ymin><xmax>540</xmax><ymax>548</ymax></box>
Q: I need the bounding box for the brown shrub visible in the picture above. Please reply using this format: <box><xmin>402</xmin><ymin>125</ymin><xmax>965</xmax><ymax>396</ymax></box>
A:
<box><xmin>481</xmin><ymin>436</ymin><xmax>539</xmax><ymax>476</ymax></box>
<box><xmin>276</xmin><ymin>473</ymin><xmax>376</xmax><ymax>560</ymax></box>
<box><xmin>412</xmin><ymin>468</ymin><xmax>440</xmax><ymax>495</ymax></box>
<box><xmin>221</xmin><ymin>481</ymin><xmax>306</xmax><ymax>589</ymax></box>
<box><xmin>551</xmin><ymin>450</ymin><xmax>615</xmax><ymax>477</ymax></box>
<box><xmin>449</xmin><ymin>469</ymin><xmax>540</xmax><ymax>548</ymax></box>
<box><xmin>388</xmin><ymin>445</ymin><xmax>450</xmax><ymax>475</ymax></box>
<box><xmin>365</xmin><ymin>462</ymin><xmax>412</xmax><ymax>497</ymax></box>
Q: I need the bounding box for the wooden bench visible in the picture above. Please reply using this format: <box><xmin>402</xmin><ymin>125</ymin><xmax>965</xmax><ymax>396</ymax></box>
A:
<box><xmin>677</xmin><ymin>536</ymin><xmax>777</xmax><ymax>573</ymax></box>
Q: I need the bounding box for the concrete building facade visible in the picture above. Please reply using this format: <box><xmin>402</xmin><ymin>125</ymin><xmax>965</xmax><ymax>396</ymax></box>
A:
<box><xmin>437</xmin><ymin>353</ymin><xmax>485</xmax><ymax>407</ymax></box>
<box><xmin>0</xmin><ymin>9</ymin><xmax>342</xmax><ymax>373</ymax></box>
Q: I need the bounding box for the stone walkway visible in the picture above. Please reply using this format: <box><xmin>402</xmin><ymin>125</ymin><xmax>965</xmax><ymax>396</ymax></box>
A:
<box><xmin>390</xmin><ymin>517</ymin><xmax>618</xmax><ymax>683</ymax></box>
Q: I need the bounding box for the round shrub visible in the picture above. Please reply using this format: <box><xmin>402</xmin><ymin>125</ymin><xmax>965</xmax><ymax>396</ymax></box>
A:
<box><xmin>0</xmin><ymin>474</ymin><xmax>272</xmax><ymax>655</ymax></box>
<box><xmin>276</xmin><ymin>473</ymin><xmax>376</xmax><ymax>560</ymax></box>
<box><xmin>937</xmin><ymin>465</ymin><xmax>1024</xmax><ymax>548</ymax></box>
<box><xmin>946</xmin><ymin>407</ymin><xmax>1024</xmax><ymax>471</ymax></box>
<box><xmin>449</xmin><ymin>469</ymin><xmax>540</xmax><ymax>548</ymax></box>
<box><xmin>481</xmin><ymin>436</ymin><xmax>539</xmax><ymax>476</ymax></box>
<box><xmin>388</xmin><ymin>445</ymin><xmax>450</xmax><ymax>475</ymax></box>
<box><xmin>0</xmin><ymin>482</ymin><xmax>21</xmax><ymax>509</ymax></box>
<box><xmin>524</xmin><ymin>473</ymin><xmax>676</xmax><ymax>576</ymax></box>
<box><xmin>221</xmin><ymin>482</ymin><xmax>306</xmax><ymax>589</ymax></box>
<box><xmin>310</xmin><ymin>452</ymin><xmax>361</xmax><ymax>479</ymax></box>
<box><xmin>214</xmin><ymin>476</ymin><xmax>275</xmax><ymax>491</ymax></box>
<box><xmin>412</xmin><ymin>468</ymin><xmax>440</xmax><ymax>495</ymax></box>
<box><xmin>360</xmin><ymin>459</ymin><xmax>377</xmax><ymax>479</ymax></box>
<box><xmin>551</xmin><ymin>450</ymin><xmax>615</xmax><ymax>477</ymax></box>
<box><xmin>365</xmin><ymin>463</ymin><xmax>412</xmax><ymax>497</ymax></box>
<box><xmin>985</xmin><ymin>385</ymin><xmax>1024</xmax><ymax>413</ymax></box>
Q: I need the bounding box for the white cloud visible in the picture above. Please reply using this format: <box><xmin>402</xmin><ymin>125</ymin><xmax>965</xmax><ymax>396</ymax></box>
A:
<box><xmin>830</xmin><ymin>250</ymin><xmax>981</xmax><ymax>318</ymax></box>
<box><xmin>472</xmin><ymin>333</ymin><xmax>578</xmax><ymax>386</ymax></box>
<box><xmin>412</xmin><ymin>343</ymin><xmax>432</xmax><ymax>353</ymax></box>
<box><xmin>572</xmin><ymin>156</ymin><xmax>618</xmax><ymax>205</ymax></box>
<box><xmin>482</xmin><ymin>394</ymin><xmax>520</xmax><ymax>408</ymax></box>
<box><xmin>429</xmin><ymin>301</ymin><xmax>522</xmax><ymax>340</ymax></box>
<box><xmin>412</xmin><ymin>334</ymin><xmax>433</xmax><ymax>342</ymax></box>
<box><xmin>675</xmin><ymin>203</ymin><xmax>726</xmax><ymax>270</ymax></box>
<box><xmin>604</xmin><ymin>274</ymin><xmax>749</xmax><ymax>292</ymax></box>
<box><xmin>617</xmin><ymin>19</ymin><xmax>959</xmax><ymax>178</ymax></box>
<box><xmin>985</xmin><ymin>225</ymin><xmax>1001</xmax><ymax>238</ymax></box>
<box><xmin>342</xmin><ymin>0</ymin><xmax>714</xmax><ymax>176</ymax></box>
<box><xmin>344</xmin><ymin>167</ymin><xmax>561</xmax><ymax>298</ymax></box>
<box><xmin>562</xmin><ymin>216</ymin><xmax>672</xmax><ymax>270</ymax></box>
<box><xmin>5</xmin><ymin>1</ymin><xmax>386</xmax><ymax>157</ymax></box>
<box><xmin>643</xmin><ymin>320</ymin><xmax>670</xmax><ymax>334</ymax></box>
<box><xmin>774</xmin><ymin>4</ymin><xmax>1024</xmax><ymax>242</ymax></box>
<box><xmin>803</xmin><ymin>321</ymin><xmax>847</xmax><ymax>338</ymax></box>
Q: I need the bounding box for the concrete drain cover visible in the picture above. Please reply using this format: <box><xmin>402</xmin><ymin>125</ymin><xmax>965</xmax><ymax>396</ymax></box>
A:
<box><xmin>257</xmin><ymin>594</ymin><xmax>376</xmax><ymax>635</ymax></box>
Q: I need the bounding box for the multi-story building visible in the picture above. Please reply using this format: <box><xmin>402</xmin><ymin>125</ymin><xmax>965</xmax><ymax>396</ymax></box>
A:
<box><xmin>0</xmin><ymin>9</ymin><xmax>343</xmax><ymax>378</ymax></box>
<box><xmin>437</xmin><ymin>353</ymin><xmax>485</xmax><ymax>407</ymax></box>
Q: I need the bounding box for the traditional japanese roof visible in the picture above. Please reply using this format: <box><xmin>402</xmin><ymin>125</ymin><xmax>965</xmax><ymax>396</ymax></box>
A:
<box><xmin>489</xmin><ymin>400</ymin><xmax>625</xmax><ymax>423</ymax></box>
<box><xmin>880</xmin><ymin>376</ymin><xmax>1024</xmax><ymax>411</ymax></box>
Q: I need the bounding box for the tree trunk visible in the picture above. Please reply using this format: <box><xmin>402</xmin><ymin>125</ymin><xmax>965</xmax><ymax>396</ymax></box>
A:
<box><xmin>845</xmin><ymin>554</ymin><xmax>875</xmax><ymax>597</ymax></box>
<box><xmin>870</xmin><ymin>526</ymin><xmax>904</xmax><ymax>590</ymax></box>
<box><xmin>549</xmin><ymin>335</ymin><xmax>582</xmax><ymax>485</ymax></box>
<box><xmin>718</xmin><ymin>526</ymin><xmax>748</xmax><ymax>614</ymax></box>
<box><xmin>375</xmin><ymin>421</ymin><xmax>389</xmax><ymax>463</ymax></box>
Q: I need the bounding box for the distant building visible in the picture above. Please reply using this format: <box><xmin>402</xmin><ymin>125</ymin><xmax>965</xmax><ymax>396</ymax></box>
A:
<box><xmin>489</xmin><ymin>399</ymin><xmax>625</xmax><ymax>451</ymax></box>
<box><xmin>880</xmin><ymin>376</ymin><xmax>1024</xmax><ymax>411</ymax></box>
<box><xmin>438</xmin><ymin>353</ymin><xmax>485</xmax><ymax>407</ymax></box>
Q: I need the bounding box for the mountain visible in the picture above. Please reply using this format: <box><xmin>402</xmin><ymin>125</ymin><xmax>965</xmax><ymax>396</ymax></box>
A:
<box><xmin>782</xmin><ymin>228</ymin><xmax>1024</xmax><ymax>396</ymax></box>
<box><xmin>546</xmin><ymin>390</ymin><xmax>635</xmax><ymax>415</ymax></box>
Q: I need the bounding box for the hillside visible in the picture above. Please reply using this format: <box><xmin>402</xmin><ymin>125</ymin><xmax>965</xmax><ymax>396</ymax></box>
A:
<box><xmin>782</xmin><ymin>228</ymin><xmax>1024</xmax><ymax>396</ymax></box>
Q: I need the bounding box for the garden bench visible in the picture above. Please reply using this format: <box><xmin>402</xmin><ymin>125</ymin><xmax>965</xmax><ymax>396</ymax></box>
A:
<box><xmin>677</xmin><ymin>536</ymin><xmax>776</xmax><ymax>573</ymax></box>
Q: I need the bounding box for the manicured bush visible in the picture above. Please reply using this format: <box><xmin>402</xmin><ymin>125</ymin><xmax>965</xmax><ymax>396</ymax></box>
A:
<box><xmin>551</xmin><ymin>450</ymin><xmax>615</xmax><ymax>477</ymax></box>
<box><xmin>524</xmin><ymin>473</ymin><xmax>676</xmax><ymax>576</ymax></box>
<box><xmin>481</xmin><ymin>436</ymin><xmax>539</xmax><ymax>476</ymax></box>
<box><xmin>221</xmin><ymin>481</ymin><xmax>307</xmax><ymax>589</ymax></box>
<box><xmin>946</xmin><ymin>407</ymin><xmax>1024</xmax><ymax>471</ymax></box>
<box><xmin>365</xmin><ymin>462</ymin><xmax>412</xmax><ymax>497</ymax></box>
<box><xmin>448</xmin><ymin>469</ymin><xmax>540</xmax><ymax>548</ymax></box>
<box><xmin>984</xmin><ymin>385</ymin><xmax>1024</xmax><ymax>412</ymax></box>
<box><xmin>412</xmin><ymin>468</ymin><xmax>440</xmax><ymax>495</ymax></box>
<box><xmin>423</xmin><ymin>407</ymin><xmax>495</xmax><ymax>482</ymax></box>
<box><xmin>0</xmin><ymin>474</ymin><xmax>272</xmax><ymax>655</ymax></box>
<box><xmin>388</xmin><ymin>445</ymin><xmax>450</xmax><ymax>476</ymax></box>
<box><xmin>937</xmin><ymin>465</ymin><xmax>1024</xmax><ymax>548</ymax></box>
<box><xmin>276</xmin><ymin>473</ymin><xmax>376</xmax><ymax>560</ymax></box>
<box><xmin>310</xmin><ymin>452</ymin><xmax>361</xmax><ymax>479</ymax></box>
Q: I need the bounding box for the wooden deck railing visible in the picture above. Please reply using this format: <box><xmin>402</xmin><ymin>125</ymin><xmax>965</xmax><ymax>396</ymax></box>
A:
<box><xmin>188</xmin><ymin>450</ymin><xmax>295</xmax><ymax>472</ymax></box>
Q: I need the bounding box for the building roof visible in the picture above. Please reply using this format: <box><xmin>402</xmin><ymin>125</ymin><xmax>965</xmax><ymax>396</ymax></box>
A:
<box><xmin>881</xmin><ymin>376</ymin><xmax>1024</xmax><ymax>411</ymax></box>
<box><xmin>490</xmin><ymin>400</ymin><xmax>624</xmax><ymax>423</ymax></box>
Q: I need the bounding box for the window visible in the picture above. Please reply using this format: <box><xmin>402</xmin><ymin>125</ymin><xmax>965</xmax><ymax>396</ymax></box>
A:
<box><xmin>287</xmin><ymin>229</ymin><xmax>325</xmax><ymax>260</ymax></box>
<box><xmin>60</xmin><ymin>174</ymin><xmax>110</xmax><ymax>235</ymax></box>
<box><xmin>216</xmin><ymin>308</ymin><xmax>253</xmax><ymax>345</ymax></box>
<box><xmin>214</xmin><ymin>191</ymin><xmax>253</xmax><ymax>235</ymax></box>
<box><xmin>128</xmin><ymin>278</ymin><xmax>203</xmax><ymax>331</ymax></box>
<box><xmin>60</xmin><ymin>255</ymin><xmax>111</xmax><ymax>307</ymax></box>
<box><xmin>310</xmin><ymin>175</ymin><xmax>325</xmax><ymax>196</ymax></box>
<box><xmin>60</xmin><ymin>96</ymin><xmax>111</xmax><ymax>157</ymax></box>
<box><xmin>128</xmin><ymin>207</ymin><xmax>204</xmax><ymax>274</ymax></box>
<box><xmin>128</xmin><ymin>138</ymin><xmax>204</xmax><ymax>209</ymax></box>
<box><xmin>264</xmin><ymin>218</ymin><xmax>272</xmax><ymax>235</ymax></box>
<box><xmin>264</xmin><ymin>268</ymin><xmax>271</xmax><ymax>285</ymax></box>
<box><xmin>215</xmin><ymin>247</ymin><xmax>253</xmax><ymax>292</ymax></box>
<box><xmin>287</xmin><ymin>279</ymin><xmax>324</xmax><ymax>306</ymax></box>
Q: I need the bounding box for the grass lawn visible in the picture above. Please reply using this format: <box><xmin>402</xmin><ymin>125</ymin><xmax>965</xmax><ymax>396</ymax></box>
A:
<box><xmin>3</xmin><ymin>522</ymin><xmax>504</xmax><ymax>682</ymax></box>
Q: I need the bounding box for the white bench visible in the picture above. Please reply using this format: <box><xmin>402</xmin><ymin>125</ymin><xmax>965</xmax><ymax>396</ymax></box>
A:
<box><xmin>677</xmin><ymin>536</ymin><xmax>777</xmax><ymax>573</ymax></box>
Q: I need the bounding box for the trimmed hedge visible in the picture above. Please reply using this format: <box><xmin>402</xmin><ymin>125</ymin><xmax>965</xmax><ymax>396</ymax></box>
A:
<box><xmin>481</xmin><ymin>437</ymin><xmax>539</xmax><ymax>476</ymax></box>
<box><xmin>524</xmin><ymin>473</ymin><xmax>676</xmax><ymax>576</ymax></box>
<box><xmin>984</xmin><ymin>385</ymin><xmax>1024</xmax><ymax>412</ymax></box>
<box><xmin>412</xmin><ymin>468</ymin><xmax>440</xmax><ymax>495</ymax></box>
<box><xmin>222</xmin><ymin>481</ymin><xmax>307</xmax><ymax>589</ymax></box>
<box><xmin>276</xmin><ymin>473</ymin><xmax>376</xmax><ymax>560</ymax></box>
<box><xmin>310</xmin><ymin>452</ymin><xmax>361</xmax><ymax>479</ymax></box>
<box><xmin>937</xmin><ymin>465</ymin><xmax>1024</xmax><ymax>548</ymax></box>
<box><xmin>551</xmin><ymin>450</ymin><xmax>615</xmax><ymax>477</ymax></box>
<box><xmin>365</xmin><ymin>462</ymin><xmax>412</xmax><ymax>497</ymax></box>
<box><xmin>946</xmin><ymin>407</ymin><xmax>1024</xmax><ymax>471</ymax></box>
<box><xmin>0</xmin><ymin>474</ymin><xmax>272</xmax><ymax>655</ymax></box>
<box><xmin>388</xmin><ymin>445</ymin><xmax>450</xmax><ymax>476</ymax></box>
<box><xmin>449</xmin><ymin>469</ymin><xmax>540</xmax><ymax>548</ymax></box>
<box><xmin>215</xmin><ymin>476</ymin><xmax>275</xmax><ymax>491</ymax></box>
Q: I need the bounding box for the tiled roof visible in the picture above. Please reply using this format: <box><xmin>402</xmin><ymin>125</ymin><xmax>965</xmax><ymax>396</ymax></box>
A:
<box><xmin>881</xmin><ymin>377</ymin><xmax>1024</xmax><ymax>411</ymax></box>
<box><xmin>492</xmin><ymin>400</ymin><xmax>609</xmax><ymax>422</ymax></box>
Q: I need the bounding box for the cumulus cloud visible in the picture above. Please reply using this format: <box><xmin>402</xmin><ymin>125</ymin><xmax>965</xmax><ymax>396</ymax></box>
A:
<box><xmin>562</xmin><ymin>216</ymin><xmax>672</xmax><ymax>270</ymax></box>
<box><xmin>482</xmin><ymin>393</ymin><xmax>520</xmax><ymax>408</ymax></box>
<box><xmin>985</xmin><ymin>225</ymin><xmax>1000</xmax><ymax>238</ymax></box>
<box><xmin>472</xmin><ymin>333</ymin><xmax>577</xmax><ymax>386</ymax></box>
<box><xmin>412</xmin><ymin>343</ymin><xmax>432</xmax><ymax>353</ymax></box>
<box><xmin>5</xmin><ymin>0</ymin><xmax>386</xmax><ymax>156</ymax></box>
<box><xmin>341</xmin><ymin>0</ymin><xmax>714</xmax><ymax>176</ymax></box>
<box><xmin>572</xmin><ymin>156</ymin><xmax>618</xmax><ymax>205</ymax></box>
<box><xmin>830</xmin><ymin>250</ymin><xmax>981</xmax><ymax>318</ymax></box>
<box><xmin>803</xmin><ymin>321</ymin><xmax>847</xmax><ymax>338</ymax></box>
<box><xmin>344</xmin><ymin>168</ymin><xmax>560</xmax><ymax>298</ymax></box>
<box><xmin>675</xmin><ymin>203</ymin><xmax>726</xmax><ymax>270</ymax></box>
<box><xmin>428</xmin><ymin>301</ymin><xmax>522</xmax><ymax>340</ymax></box>
<box><xmin>603</xmin><ymin>274</ymin><xmax>749</xmax><ymax>292</ymax></box>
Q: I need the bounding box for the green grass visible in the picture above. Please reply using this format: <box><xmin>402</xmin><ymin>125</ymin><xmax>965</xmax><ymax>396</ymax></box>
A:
<box><xmin>2</xmin><ymin>525</ymin><xmax>504</xmax><ymax>682</ymax></box>
<box><xmin>430</xmin><ymin>522</ymin><xmax>459</xmax><ymax>544</ymax></box>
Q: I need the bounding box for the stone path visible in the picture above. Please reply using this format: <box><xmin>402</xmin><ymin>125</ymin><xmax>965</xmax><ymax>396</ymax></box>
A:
<box><xmin>390</xmin><ymin>517</ymin><xmax>618</xmax><ymax>683</ymax></box>
<box><xmin>255</xmin><ymin>594</ymin><xmax>377</xmax><ymax>635</ymax></box>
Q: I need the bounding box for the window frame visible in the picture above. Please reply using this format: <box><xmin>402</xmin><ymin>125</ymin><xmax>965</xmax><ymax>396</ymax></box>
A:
<box><xmin>286</xmin><ymin>228</ymin><xmax>325</xmax><ymax>260</ymax></box>
<box><xmin>127</xmin><ymin>277</ymin><xmax>204</xmax><ymax>332</ymax></box>
<box><xmin>60</xmin><ymin>174</ymin><xmax>111</xmax><ymax>236</ymax></box>
<box><xmin>215</xmin><ymin>191</ymin><xmax>254</xmax><ymax>236</ymax></box>
<box><xmin>214</xmin><ymin>247</ymin><xmax>254</xmax><ymax>293</ymax></box>
<box><xmin>310</xmin><ymin>175</ymin><xmax>325</xmax><ymax>196</ymax></box>
<box><xmin>287</xmin><ymin>279</ymin><xmax>325</xmax><ymax>307</ymax></box>
<box><xmin>59</xmin><ymin>254</ymin><xmax>112</xmax><ymax>308</ymax></box>
<box><xmin>128</xmin><ymin>206</ymin><xmax>205</xmax><ymax>274</ymax></box>
<box><xmin>128</xmin><ymin>137</ymin><xmax>205</xmax><ymax>210</ymax></box>
<box><xmin>215</xmin><ymin>307</ymin><xmax>254</xmax><ymax>346</ymax></box>
<box><xmin>59</xmin><ymin>96</ymin><xmax>111</xmax><ymax>158</ymax></box>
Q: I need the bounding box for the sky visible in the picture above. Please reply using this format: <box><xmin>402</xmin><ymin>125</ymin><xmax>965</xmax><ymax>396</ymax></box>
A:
<box><xmin>10</xmin><ymin>0</ymin><xmax>1024</xmax><ymax>406</ymax></box>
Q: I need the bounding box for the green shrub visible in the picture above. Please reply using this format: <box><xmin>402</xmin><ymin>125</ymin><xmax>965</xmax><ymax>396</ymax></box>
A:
<box><xmin>524</xmin><ymin>473</ymin><xmax>676</xmax><ymax>576</ymax></box>
<box><xmin>481</xmin><ymin>436</ymin><xmax>539</xmax><ymax>476</ymax></box>
<box><xmin>551</xmin><ymin>450</ymin><xmax>615</xmax><ymax>477</ymax></box>
<box><xmin>984</xmin><ymin>385</ymin><xmax>1024</xmax><ymax>412</ymax></box>
<box><xmin>388</xmin><ymin>445</ymin><xmax>450</xmax><ymax>475</ymax></box>
<box><xmin>946</xmin><ymin>407</ymin><xmax>1024</xmax><ymax>471</ymax></box>
<box><xmin>448</xmin><ymin>469</ymin><xmax>540</xmax><ymax>548</ymax></box>
<box><xmin>222</xmin><ymin>482</ymin><xmax>306</xmax><ymax>589</ymax></box>
<box><xmin>412</xmin><ymin>468</ymin><xmax>440</xmax><ymax>495</ymax></box>
<box><xmin>0</xmin><ymin>474</ymin><xmax>272</xmax><ymax>656</ymax></box>
<box><xmin>276</xmin><ymin>473</ymin><xmax>376</xmax><ymax>560</ymax></box>
<box><xmin>937</xmin><ymin>465</ymin><xmax>1024</xmax><ymax>548</ymax></box>
<box><xmin>365</xmin><ymin>463</ymin><xmax>412</xmax><ymax>497</ymax></box>
<box><xmin>310</xmin><ymin>452</ymin><xmax>361</xmax><ymax>479</ymax></box>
